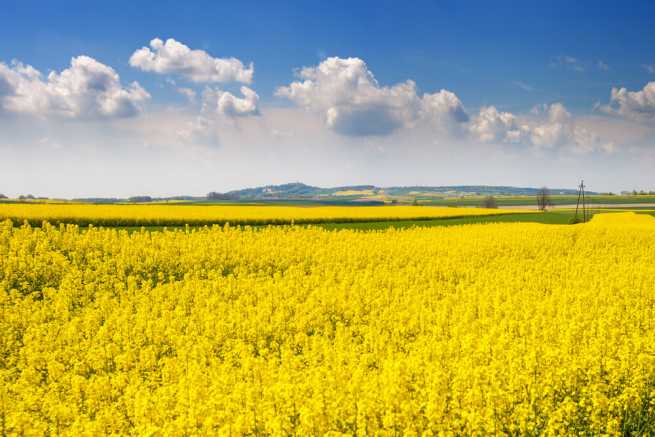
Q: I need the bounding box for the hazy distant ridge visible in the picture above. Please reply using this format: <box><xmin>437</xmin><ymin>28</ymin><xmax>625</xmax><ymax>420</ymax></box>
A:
<box><xmin>226</xmin><ymin>182</ymin><xmax>587</xmax><ymax>198</ymax></box>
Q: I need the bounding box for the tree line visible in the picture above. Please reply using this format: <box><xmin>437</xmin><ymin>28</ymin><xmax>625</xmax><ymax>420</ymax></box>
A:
<box><xmin>481</xmin><ymin>187</ymin><xmax>552</xmax><ymax>211</ymax></box>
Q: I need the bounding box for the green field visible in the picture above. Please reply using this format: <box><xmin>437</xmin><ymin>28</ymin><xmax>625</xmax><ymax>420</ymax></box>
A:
<box><xmin>316</xmin><ymin>211</ymin><xmax>579</xmax><ymax>230</ymax></box>
<box><xmin>415</xmin><ymin>195</ymin><xmax>655</xmax><ymax>207</ymax></box>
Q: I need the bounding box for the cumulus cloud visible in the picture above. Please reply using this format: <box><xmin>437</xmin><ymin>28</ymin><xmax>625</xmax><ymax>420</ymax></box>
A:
<box><xmin>534</xmin><ymin>104</ymin><xmax>615</xmax><ymax>153</ymax></box>
<box><xmin>275</xmin><ymin>56</ymin><xmax>613</xmax><ymax>153</ymax></box>
<box><xmin>202</xmin><ymin>86</ymin><xmax>259</xmax><ymax>117</ymax></box>
<box><xmin>0</xmin><ymin>56</ymin><xmax>149</xmax><ymax>119</ymax></box>
<box><xmin>529</xmin><ymin>105</ymin><xmax>571</xmax><ymax>147</ymax></box>
<box><xmin>420</xmin><ymin>89</ymin><xmax>469</xmax><ymax>134</ymax></box>
<box><xmin>276</xmin><ymin>56</ymin><xmax>466</xmax><ymax>136</ymax></box>
<box><xmin>597</xmin><ymin>82</ymin><xmax>655</xmax><ymax>123</ymax></box>
<box><xmin>470</xmin><ymin>103</ymin><xmax>613</xmax><ymax>153</ymax></box>
<box><xmin>173</xmin><ymin>86</ymin><xmax>260</xmax><ymax>147</ymax></box>
<box><xmin>130</xmin><ymin>38</ymin><xmax>254</xmax><ymax>84</ymax></box>
<box><xmin>469</xmin><ymin>106</ymin><xmax>529</xmax><ymax>144</ymax></box>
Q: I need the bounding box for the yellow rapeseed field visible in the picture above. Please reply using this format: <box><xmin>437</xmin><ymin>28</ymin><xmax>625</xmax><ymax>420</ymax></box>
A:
<box><xmin>1</xmin><ymin>212</ymin><xmax>655</xmax><ymax>435</ymax></box>
<box><xmin>0</xmin><ymin>203</ymin><xmax>523</xmax><ymax>227</ymax></box>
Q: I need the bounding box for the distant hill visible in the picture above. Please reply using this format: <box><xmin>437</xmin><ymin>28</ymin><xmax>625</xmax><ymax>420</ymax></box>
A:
<box><xmin>66</xmin><ymin>183</ymin><xmax>594</xmax><ymax>205</ymax></box>
<box><xmin>225</xmin><ymin>182</ymin><xmax>588</xmax><ymax>199</ymax></box>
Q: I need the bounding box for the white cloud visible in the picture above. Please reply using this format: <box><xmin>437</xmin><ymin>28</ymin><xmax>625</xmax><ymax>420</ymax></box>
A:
<box><xmin>531</xmin><ymin>104</ymin><xmax>615</xmax><ymax>153</ymax></box>
<box><xmin>471</xmin><ymin>103</ymin><xmax>613</xmax><ymax>153</ymax></box>
<box><xmin>275</xmin><ymin>56</ymin><xmax>615</xmax><ymax>153</ymax></box>
<box><xmin>597</xmin><ymin>82</ymin><xmax>655</xmax><ymax>123</ymax></box>
<box><xmin>529</xmin><ymin>103</ymin><xmax>572</xmax><ymax>148</ymax></box>
<box><xmin>570</xmin><ymin>125</ymin><xmax>615</xmax><ymax>154</ymax></box>
<box><xmin>172</xmin><ymin>86</ymin><xmax>260</xmax><ymax>147</ymax></box>
<box><xmin>130</xmin><ymin>38</ymin><xmax>253</xmax><ymax>84</ymax></box>
<box><xmin>420</xmin><ymin>89</ymin><xmax>469</xmax><ymax>133</ymax></box>
<box><xmin>0</xmin><ymin>56</ymin><xmax>149</xmax><ymax>119</ymax></box>
<box><xmin>176</xmin><ymin>115</ymin><xmax>218</xmax><ymax>146</ymax></box>
<box><xmin>3</xmin><ymin>101</ymin><xmax>649</xmax><ymax>198</ymax></box>
<box><xmin>524</xmin><ymin>103</ymin><xmax>568</xmax><ymax>147</ymax></box>
<box><xmin>276</xmin><ymin>56</ymin><xmax>466</xmax><ymax>136</ymax></box>
<box><xmin>643</xmin><ymin>64</ymin><xmax>655</xmax><ymax>74</ymax></box>
<box><xmin>203</xmin><ymin>86</ymin><xmax>259</xmax><ymax>117</ymax></box>
<box><xmin>544</xmin><ymin>102</ymin><xmax>571</xmax><ymax>123</ymax></box>
<box><xmin>469</xmin><ymin>106</ymin><xmax>529</xmax><ymax>144</ymax></box>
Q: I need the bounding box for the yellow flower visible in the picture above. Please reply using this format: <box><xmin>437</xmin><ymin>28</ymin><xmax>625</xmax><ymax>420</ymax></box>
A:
<box><xmin>0</xmin><ymin>212</ymin><xmax>654</xmax><ymax>434</ymax></box>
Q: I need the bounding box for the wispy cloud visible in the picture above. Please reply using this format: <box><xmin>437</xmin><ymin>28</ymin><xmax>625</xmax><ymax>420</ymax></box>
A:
<box><xmin>550</xmin><ymin>56</ymin><xmax>609</xmax><ymax>73</ymax></box>
<box><xmin>643</xmin><ymin>64</ymin><xmax>655</xmax><ymax>74</ymax></box>
<box><xmin>177</xmin><ymin>87</ymin><xmax>197</xmax><ymax>103</ymax></box>
<box><xmin>550</xmin><ymin>55</ymin><xmax>585</xmax><ymax>72</ymax></box>
<box><xmin>512</xmin><ymin>81</ymin><xmax>535</xmax><ymax>92</ymax></box>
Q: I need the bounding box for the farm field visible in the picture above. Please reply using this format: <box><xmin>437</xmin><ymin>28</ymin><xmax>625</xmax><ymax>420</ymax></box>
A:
<box><xmin>92</xmin><ymin>210</ymin><xmax>655</xmax><ymax>232</ymax></box>
<box><xmin>412</xmin><ymin>194</ymin><xmax>655</xmax><ymax>208</ymax></box>
<box><xmin>0</xmin><ymin>203</ymin><xmax>528</xmax><ymax>227</ymax></box>
<box><xmin>318</xmin><ymin>210</ymin><xmax>580</xmax><ymax>230</ymax></box>
<box><xmin>88</xmin><ymin>211</ymin><xmax>581</xmax><ymax>234</ymax></box>
<box><xmin>319</xmin><ymin>209</ymin><xmax>655</xmax><ymax>230</ymax></box>
<box><xmin>2</xmin><ymin>212</ymin><xmax>655</xmax><ymax>435</ymax></box>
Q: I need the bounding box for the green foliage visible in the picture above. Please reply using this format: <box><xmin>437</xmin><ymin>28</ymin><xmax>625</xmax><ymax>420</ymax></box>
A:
<box><xmin>481</xmin><ymin>196</ymin><xmax>498</xmax><ymax>209</ymax></box>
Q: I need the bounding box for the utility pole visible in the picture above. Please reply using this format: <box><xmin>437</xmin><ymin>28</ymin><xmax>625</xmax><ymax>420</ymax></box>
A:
<box><xmin>574</xmin><ymin>180</ymin><xmax>587</xmax><ymax>223</ymax></box>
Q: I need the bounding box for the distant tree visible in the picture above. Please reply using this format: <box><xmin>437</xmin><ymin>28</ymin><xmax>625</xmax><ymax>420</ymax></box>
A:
<box><xmin>0</xmin><ymin>193</ymin><xmax>7</xmax><ymax>199</ymax></box>
<box><xmin>412</xmin><ymin>197</ymin><xmax>419</xmax><ymax>206</ymax></box>
<box><xmin>207</xmin><ymin>192</ymin><xmax>236</xmax><ymax>201</ymax></box>
<box><xmin>128</xmin><ymin>196</ymin><xmax>153</xmax><ymax>203</ymax></box>
<box><xmin>536</xmin><ymin>187</ymin><xmax>552</xmax><ymax>211</ymax></box>
<box><xmin>18</xmin><ymin>194</ymin><xmax>35</xmax><ymax>200</ymax></box>
<box><xmin>481</xmin><ymin>196</ymin><xmax>498</xmax><ymax>209</ymax></box>
<box><xmin>633</xmin><ymin>190</ymin><xmax>638</xmax><ymax>195</ymax></box>
<box><xmin>390</xmin><ymin>199</ymin><xmax>398</xmax><ymax>205</ymax></box>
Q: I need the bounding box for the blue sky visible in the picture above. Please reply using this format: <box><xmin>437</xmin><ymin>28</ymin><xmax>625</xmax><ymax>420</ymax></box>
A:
<box><xmin>3</xmin><ymin>1</ymin><xmax>654</xmax><ymax>109</ymax></box>
<box><xmin>1</xmin><ymin>1</ymin><xmax>654</xmax><ymax>196</ymax></box>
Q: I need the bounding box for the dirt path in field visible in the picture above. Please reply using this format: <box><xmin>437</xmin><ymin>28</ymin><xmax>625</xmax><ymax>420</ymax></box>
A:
<box><xmin>499</xmin><ymin>203</ymin><xmax>655</xmax><ymax>210</ymax></box>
